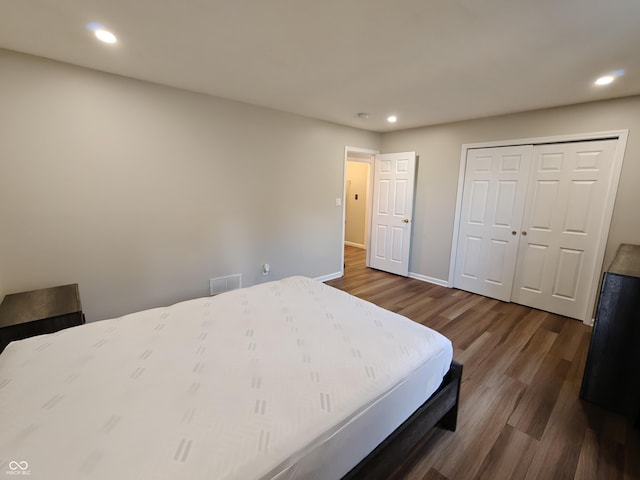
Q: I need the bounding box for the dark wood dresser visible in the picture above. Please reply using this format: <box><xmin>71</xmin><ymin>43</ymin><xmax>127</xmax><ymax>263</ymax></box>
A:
<box><xmin>0</xmin><ymin>284</ymin><xmax>85</xmax><ymax>354</ymax></box>
<box><xmin>580</xmin><ymin>244</ymin><xmax>640</xmax><ymax>425</ymax></box>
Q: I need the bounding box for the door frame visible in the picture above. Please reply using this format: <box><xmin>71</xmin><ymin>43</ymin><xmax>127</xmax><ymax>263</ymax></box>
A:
<box><xmin>341</xmin><ymin>146</ymin><xmax>379</xmax><ymax>276</ymax></box>
<box><xmin>448</xmin><ymin>130</ymin><xmax>629</xmax><ymax>324</ymax></box>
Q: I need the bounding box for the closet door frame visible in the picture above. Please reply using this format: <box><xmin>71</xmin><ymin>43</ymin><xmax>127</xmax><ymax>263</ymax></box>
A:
<box><xmin>448</xmin><ymin>130</ymin><xmax>629</xmax><ymax>325</ymax></box>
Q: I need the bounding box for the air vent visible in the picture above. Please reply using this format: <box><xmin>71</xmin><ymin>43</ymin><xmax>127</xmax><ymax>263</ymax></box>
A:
<box><xmin>209</xmin><ymin>274</ymin><xmax>242</xmax><ymax>296</ymax></box>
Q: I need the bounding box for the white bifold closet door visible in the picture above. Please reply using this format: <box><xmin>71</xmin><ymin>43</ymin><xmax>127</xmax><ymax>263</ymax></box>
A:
<box><xmin>454</xmin><ymin>139</ymin><xmax>619</xmax><ymax>321</ymax></box>
<box><xmin>511</xmin><ymin>140</ymin><xmax>618</xmax><ymax>319</ymax></box>
<box><xmin>453</xmin><ymin>145</ymin><xmax>532</xmax><ymax>301</ymax></box>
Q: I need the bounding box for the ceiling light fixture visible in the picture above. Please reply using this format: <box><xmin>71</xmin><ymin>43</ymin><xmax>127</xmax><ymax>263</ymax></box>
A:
<box><xmin>387</xmin><ymin>115</ymin><xmax>397</xmax><ymax>123</ymax></box>
<box><xmin>595</xmin><ymin>75</ymin><xmax>614</xmax><ymax>86</ymax></box>
<box><xmin>87</xmin><ymin>22</ymin><xmax>117</xmax><ymax>44</ymax></box>
<box><xmin>95</xmin><ymin>29</ymin><xmax>117</xmax><ymax>44</ymax></box>
<box><xmin>595</xmin><ymin>70</ymin><xmax>625</xmax><ymax>86</ymax></box>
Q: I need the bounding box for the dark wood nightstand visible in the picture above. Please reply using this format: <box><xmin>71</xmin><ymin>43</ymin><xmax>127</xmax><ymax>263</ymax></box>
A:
<box><xmin>0</xmin><ymin>284</ymin><xmax>85</xmax><ymax>354</ymax></box>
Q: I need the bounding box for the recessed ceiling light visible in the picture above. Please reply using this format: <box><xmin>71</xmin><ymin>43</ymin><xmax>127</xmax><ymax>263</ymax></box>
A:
<box><xmin>86</xmin><ymin>22</ymin><xmax>117</xmax><ymax>44</ymax></box>
<box><xmin>595</xmin><ymin>75</ymin><xmax>614</xmax><ymax>86</ymax></box>
<box><xmin>594</xmin><ymin>70</ymin><xmax>625</xmax><ymax>86</ymax></box>
<box><xmin>387</xmin><ymin>115</ymin><xmax>397</xmax><ymax>123</ymax></box>
<box><xmin>95</xmin><ymin>29</ymin><xmax>117</xmax><ymax>44</ymax></box>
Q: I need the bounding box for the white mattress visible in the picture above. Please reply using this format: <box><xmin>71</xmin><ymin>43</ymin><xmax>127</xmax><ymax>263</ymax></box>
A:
<box><xmin>0</xmin><ymin>276</ymin><xmax>452</xmax><ymax>480</ymax></box>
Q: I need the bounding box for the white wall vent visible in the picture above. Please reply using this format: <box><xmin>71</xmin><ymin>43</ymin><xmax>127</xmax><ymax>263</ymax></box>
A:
<box><xmin>210</xmin><ymin>274</ymin><xmax>242</xmax><ymax>296</ymax></box>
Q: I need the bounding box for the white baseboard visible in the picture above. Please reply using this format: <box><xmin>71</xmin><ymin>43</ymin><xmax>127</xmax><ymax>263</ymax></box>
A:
<box><xmin>408</xmin><ymin>272</ymin><xmax>450</xmax><ymax>287</ymax></box>
<box><xmin>344</xmin><ymin>241</ymin><xmax>366</xmax><ymax>249</ymax></box>
<box><xmin>315</xmin><ymin>271</ymin><xmax>343</xmax><ymax>283</ymax></box>
<box><xmin>316</xmin><ymin>270</ymin><xmax>447</xmax><ymax>286</ymax></box>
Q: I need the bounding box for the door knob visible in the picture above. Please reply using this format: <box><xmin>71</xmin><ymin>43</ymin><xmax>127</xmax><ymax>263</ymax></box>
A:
<box><xmin>403</xmin><ymin>218</ymin><xmax>410</xmax><ymax>223</ymax></box>
<box><xmin>522</xmin><ymin>231</ymin><xmax>528</xmax><ymax>236</ymax></box>
<box><xmin>512</xmin><ymin>231</ymin><xmax>517</xmax><ymax>236</ymax></box>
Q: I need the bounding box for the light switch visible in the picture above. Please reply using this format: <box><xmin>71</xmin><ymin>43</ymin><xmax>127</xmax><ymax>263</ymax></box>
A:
<box><xmin>335</xmin><ymin>198</ymin><xmax>342</xmax><ymax>207</ymax></box>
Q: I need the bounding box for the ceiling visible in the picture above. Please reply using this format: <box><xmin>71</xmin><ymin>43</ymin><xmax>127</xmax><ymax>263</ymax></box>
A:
<box><xmin>1</xmin><ymin>0</ymin><xmax>639</xmax><ymax>132</ymax></box>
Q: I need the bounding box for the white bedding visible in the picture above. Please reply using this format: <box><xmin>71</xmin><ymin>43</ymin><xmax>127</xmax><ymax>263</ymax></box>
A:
<box><xmin>0</xmin><ymin>276</ymin><xmax>452</xmax><ymax>480</ymax></box>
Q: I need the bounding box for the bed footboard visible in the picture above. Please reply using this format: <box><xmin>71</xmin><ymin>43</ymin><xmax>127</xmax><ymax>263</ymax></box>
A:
<box><xmin>343</xmin><ymin>361</ymin><xmax>462</xmax><ymax>480</ymax></box>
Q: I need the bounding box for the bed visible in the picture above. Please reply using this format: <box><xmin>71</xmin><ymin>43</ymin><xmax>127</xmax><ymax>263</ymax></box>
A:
<box><xmin>0</xmin><ymin>276</ymin><xmax>460</xmax><ymax>480</ymax></box>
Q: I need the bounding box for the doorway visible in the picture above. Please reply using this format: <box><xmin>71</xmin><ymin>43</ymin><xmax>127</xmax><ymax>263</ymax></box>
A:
<box><xmin>345</xmin><ymin>160</ymin><xmax>371</xmax><ymax>250</ymax></box>
<box><xmin>342</xmin><ymin>147</ymin><xmax>377</xmax><ymax>274</ymax></box>
<box><xmin>342</xmin><ymin>147</ymin><xmax>419</xmax><ymax>278</ymax></box>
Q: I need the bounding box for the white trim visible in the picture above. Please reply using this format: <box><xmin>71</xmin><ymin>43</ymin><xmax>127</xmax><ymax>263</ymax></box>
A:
<box><xmin>583</xmin><ymin>129</ymin><xmax>628</xmax><ymax>323</ymax></box>
<box><xmin>342</xmin><ymin>146</ymin><xmax>379</xmax><ymax>276</ymax></box>
<box><xmin>344</xmin><ymin>241</ymin><xmax>366</xmax><ymax>249</ymax></box>
<box><xmin>459</xmin><ymin>130</ymin><xmax>626</xmax><ymax>150</ymax></box>
<box><xmin>448</xmin><ymin>147</ymin><xmax>470</xmax><ymax>289</ymax></box>
<box><xmin>409</xmin><ymin>272</ymin><xmax>450</xmax><ymax>288</ymax></box>
<box><xmin>345</xmin><ymin>146</ymin><xmax>380</xmax><ymax>156</ymax></box>
<box><xmin>449</xmin><ymin>129</ymin><xmax>629</xmax><ymax>325</ymax></box>
<box><xmin>315</xmin><ymin>271</ymin><xmax>343</xmax><ymax>283</ymax></box>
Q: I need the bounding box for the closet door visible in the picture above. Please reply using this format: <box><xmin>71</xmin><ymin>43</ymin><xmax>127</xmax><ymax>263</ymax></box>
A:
<box><xmin>511</xmin><ymin>140</ymin><xmax>619</xmax><ymax>320</ymax></box>
<box><xmin>453</xmin><ymin>146</ymin><xmax>532</xmax><ymax>301</ymax></box>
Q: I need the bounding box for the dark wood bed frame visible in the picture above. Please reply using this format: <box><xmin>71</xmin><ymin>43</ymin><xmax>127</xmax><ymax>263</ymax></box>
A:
<box><xmin>343</xmin><ymin>361</ymin><xmax>462</xmax><ymax>480</ymax></box>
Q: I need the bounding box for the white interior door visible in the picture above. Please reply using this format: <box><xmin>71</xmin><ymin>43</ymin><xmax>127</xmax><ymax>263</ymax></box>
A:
<box><xmin>370</xmin><ymin>152</ymin><xmax>416</xmax><ymax>276</ymax></box>
<box><xmin>453</xmin><ymin>146</ymin><xmax>533</xmax><ymax>301</ymax></box>
<box><xmin>511</xmin><ymin>140</ymin><xmax>619</xmax><ymax>320</ymax></box>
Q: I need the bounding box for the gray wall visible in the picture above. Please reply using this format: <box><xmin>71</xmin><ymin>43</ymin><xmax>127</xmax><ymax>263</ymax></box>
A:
<box><xmin>0</xmin><ymin>49</ymin><xmax>379</xmax><ymax>321</ymax></box>
<box><xmin>3</xmin><ymin>48</ymin><xmax>638</xmax><ymax>322</ymax></box>
<box><xmin>381</xmin><ymin>96</ymin><xmax>640</xmax><ymax>283</ymax></box>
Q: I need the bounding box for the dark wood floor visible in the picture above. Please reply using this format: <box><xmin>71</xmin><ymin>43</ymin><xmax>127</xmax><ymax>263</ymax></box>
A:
<box><xmin>327</xmin><ymin>246</ymin><xmax>640</xmax><ymax>480</ymax></box>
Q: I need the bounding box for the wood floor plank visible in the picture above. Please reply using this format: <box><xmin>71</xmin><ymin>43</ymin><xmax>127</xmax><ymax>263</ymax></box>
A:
<box><xmin>566</xmin><ymin>328</ymin><xmax>592</xmax><ymax>390</ymax></box>
<box><xmin>574</xmin><ymin>427</ymin><xmax>599</xmax><ymax>480</ymax></box>
<box><xmin>508</xmin><ymin>352</ymin><xmax>571</xmax><ymax>440</ymax></box>
<box><xmin>419</xmin><ymin>467</ymin><xmax>449</xmax><ymax>480</ymax></box>
<box><xmin>540</xmin><ymin>313</ymin><xmax>568</xmax><ymax>333</ymax></box>
<box><xmin>436</xmin><ymin>376</ymin><xmax>526</xmax><ymax>479</ymax></box>
<box><xmin>524</xmin><ymin>381</ymin><xmax>588</xmax><ymax>480</ymax></box>
<box><xmin>395</xmin><ymin>296</ymin><xmax>436</xmax><ymax>323</ymax></box>
<box><xmin>468</xmin><ymin>296</ymin><xmax>501</xmax><ymax>313</ymax></box>
<box><xmin>548</xmin><ymin>317</ymin><xmax>591</xmax><ymax>362</ymax></box>
<box><xmin>328</xmin><ymin>246</ymin><xmax>636</xmax><ymax>480</ymax></box>
<box><xmin>463</xmin><ymin>310</ymin><xmax>548</xmax><ymax>388</ymax></box>
<box><xmin>598</xmin><ymin>415</ymin><xmax>627</xmax><ymax>480</ymax></box>
<box><xmin>420</xmin><ymin>294</ymin><xmax>473</xmax><ymax>324</ymax></box>
<box><xmin>454</xmin><ymin>331</ymin><xmax>502</xmax><ymax>381</ymax></box>
<box><xmin>474</xmin><ymin>424</ymin><xmax>538</xmax><ymax>480</ymax></box>
<box><xmin>504</xmin><ymin>323</ymin><xmax>558</xmax><ymax>385</ymax></box>
<box><xmin>440</xmin><ymin>292</ymin><xmax>486</xmax><ymax>320</ymax></box>
<box><xmin>419</xmin><ymin>314</ymin><xmax>455</xmax><ymax>334</ymax></box>
<box><xmin>438</xmin><ymin>308</ymin><xmax>502</xmax><ymax>350</ymax></box>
